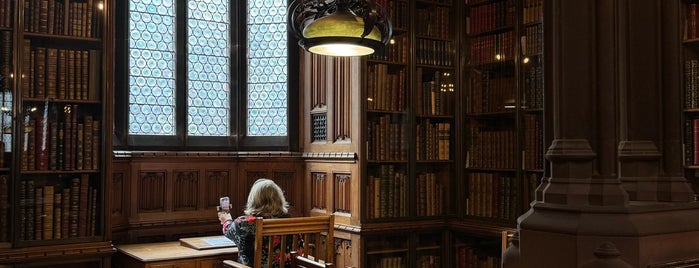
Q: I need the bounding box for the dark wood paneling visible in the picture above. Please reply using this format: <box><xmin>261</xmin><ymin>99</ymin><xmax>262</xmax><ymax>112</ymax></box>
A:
<box><xmin>111</xmin><ymin>154</ymin><xmax>304</xmax><ymax>244</ymax></box>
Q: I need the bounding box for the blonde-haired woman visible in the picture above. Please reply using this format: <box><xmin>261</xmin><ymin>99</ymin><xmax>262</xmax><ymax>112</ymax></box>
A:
<box><xmin>218</xmin><ymin>178</ymin><xmax>290</xmax><ymax>267</ymax></box>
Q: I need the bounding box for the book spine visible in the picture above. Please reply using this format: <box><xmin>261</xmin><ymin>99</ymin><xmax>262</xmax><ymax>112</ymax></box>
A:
<box><xmin>42</xmin><ymin>185</ymin><xmax>53</xmax><ymax>240</ymax></box>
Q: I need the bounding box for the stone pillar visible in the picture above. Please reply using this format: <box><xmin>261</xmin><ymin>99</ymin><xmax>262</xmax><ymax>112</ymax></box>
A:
<box><xmin>517</xmin><ymin>0</ymin><xmax>699</xmax><ymax>267</ymax></box>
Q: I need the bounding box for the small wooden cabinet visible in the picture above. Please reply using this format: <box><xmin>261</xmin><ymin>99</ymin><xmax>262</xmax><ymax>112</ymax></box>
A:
<box><xmin>113</xmin><ymin>240</ymin><xmax>238</xmax><ymax>268</ymax></box>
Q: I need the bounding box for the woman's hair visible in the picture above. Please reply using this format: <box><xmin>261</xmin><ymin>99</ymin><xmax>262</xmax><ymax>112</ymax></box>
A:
<box><xmin>244</xmin><ymin>178</ymin><xmax>289</xmax><ymax>216</ymax></box>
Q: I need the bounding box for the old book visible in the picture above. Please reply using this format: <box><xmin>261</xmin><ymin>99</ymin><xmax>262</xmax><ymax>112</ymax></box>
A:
<box><xmin>34</xmin><ymin>186</ymin><xmax>42</xmax><ymax>240</ymax></box>
<box><xmin>92</xmin><ymin>120</ymin><xmax>99</xmax><ymax>170</ymax></box>
<box><xmin>38</xmin><ymin>0</ymin><xmax>48</xmax><ymax>33</ymax></box>
<box><xmin>19</xmin><ymin>180</ymin><xmax>26</xmax><ymax>240</ymax></box>
<box><xmin>88</xmin><ymin>50</ymin><xmax>101</xmax><ymax>100</ymax></box>
<box><xmin>46</xmin><ymin>48</ymin><xmax>57</xmax><ymax>99</ymax></box>
<box><xmin>47</xmin><ymin>0</ymin><xmax>54</xmax><ymax>34</ymax></box>
<box><xmin>27</xmin><ymin>119</ymin><xmax>36</xmax><ymax>171</ymax></box>
<box><xmin>83</xmin><ymin>116</ymin><xmax>93</xmax><ymax>169</ymax></box>
<box><xmin>25</xmin><ymin>180</ymin><xmax>35</xmax><ymax>240</ymax></box>
<box><xmin>42</xmin><ymin>185</ymin><xmax>53</xmax><ymax>240</ymax></box>
<box><xmin>69</xmin><ymin>177</ymin><xmax>79</xmax><ymax>237</ymax></box>
<box><xmin>60</xmin><ymin>188</ymin><xmax>69</xmax><ymax>238</ymax></box>
<box><xmin>89</xmin><ymin>188</ymin><xmax>96</xmax><ymax>235</ymax></box>
<box><xmin>34</xmin><ymin>46</ymin><xmax>46</xmax><ymax>99</ymax></box>
<box><xmin>78</xmin><ymin>174</ymin><xmax>88</xmax><ymax>237</ymax></box>
<box><xmin>35</xmin><ymin>115</ymin><xmax>49</xmax><ymax>170</ymax></box>
<box><xmin>75</xmin><ymin>123</ymin><xmax>83</xmax><ymax>170</ymax></box>
<box><xmin>57</xmin><ymin>49</ymin><xmax>65</xmax><ymax>99</ymax></box>
<box><xmin>49</xmin><ymin>121</ymin><xmax>57</xmax><ymax>170</ymax></box>
<box><xmin>81</xmin><ymin>50</ymin><xmax>88</xmax><ymax>99</ymax></box>
<box><xmin>70</xmin><ymin>105</ymin><xmax>77</xmax><ymax>170</ymax></box>
<box><xmin>22</xmin><ymin>39</ymin><xmax>31</xmax><ymax>98</ymax></box>
<box><xmin>67</xmin><ymin>49</ymin><xmax>75</xmax><ymax>100</ymax></box>
<box><xmin>57</xmin><ymin>122</ymin><xmax>63</xmax><ymax>170</ymax></box>
<box><xmin>53</xmin><ymin>192</ymin><xmax>61</xmax><ymax>239</ymax></box>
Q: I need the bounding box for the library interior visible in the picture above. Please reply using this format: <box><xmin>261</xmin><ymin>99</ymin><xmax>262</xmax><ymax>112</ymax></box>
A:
<box><xmin>1</xmin><ymin>0</ymin><xmax>699</xmax><ymax>267</ymax></box>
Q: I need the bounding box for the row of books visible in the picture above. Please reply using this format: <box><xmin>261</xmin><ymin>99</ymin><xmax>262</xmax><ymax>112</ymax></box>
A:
<box><xmin>0</xmin><ymin>0</ymin><xmax>12</xmax><ymax>28</ymax></box>
<box><xmin>684</xmin><ymin>118</ymin><xmax>699</xmax><ymax>166</ymax></box>
<box><xmin>370</xmin><ymin>257</ymin><xmax>403</xmax><ymax>268</ymax></box>
<box><xmin>416</xmin><ymin>39</ymin><xmax>455</xmax><ymax>67</ymax></box>
<box><xmin>466</xmin><ymin>69</ymin><xmax>517</xmax><ymax>114</ymax></box>
<box><xmin>684</xmin><ymin>60</ymin><xmax>699</xmax><ymax>109</ymax></box>
<box><xmin>22</xmin><ymin>40</ymin><xmax>101</xmax><ymax>101</ymax></box>
<box><xmin>367</xmin><ymin>115</ymin><xmax>407</xmax><ymax>161</ymax></box>
<box><xmin>416</xmin><ymin>69</ymin><xmax>455</xmax><ymax>116</ymax></box>
<box><xmin>417</xmin><ymin>255</ymin><xmax>441</xmax><ymax>268</ymax></box>
<box><xmin>416</xmin><ymin>120</ymin><xmax>451</xmax><ymax>161</ymax></box>
<box><xmin>383</xmin><ymin>0</ymin><xmax>408</xmax><ymax>30</ymax></box>
<box><xmin>365</xmin><ymin>64</ymin><xmax>406</xmax><ymax>112</ymax></box>
<box><xmin>416</xmin><ymin>172</ymin><xmax>444</xmax><ymax>217</ymax></box>
<box><xmin>522</xmin><ymin>0</ymin><xmax>543</xmax><ymax>25</ymax></box>
<box><xmin>0</xmin><ymin>31</ymin><xmax>11</xmax><ymax>89</ymax></box>
<box><xmin>22</xmin><ymin>106</ymin><xmax>100</xmax><ymax>171</ymax></box>
<box><xmin>367</xmin><ymin>165</ymin><xmax>408</xmax><ymax>219</ymax></box>
<box><xmin>521</xmin><ymin>23</ymin><xmax>543</xmax><ymax>56</ymax></box>
<box><xmin>455</xmin><ymin>244</ymin><xmax>501</xmax><ymax>268</ymax></box>
<box><xmin>465</xmin><ymin>172</ymin><xmax>520</xmax><ymax>221</ymax></box>
<box><xmin>467</xmin><ymin>0</ymin><xmax>515</xmax><ymax>35</ymax></box>
<box><xmin>465</xmin><ymin>124</ymin><xmax>517</xmax><ymax>169</ymax></box>
<box><xmin>368</xmin><ymin>33</ymin><xmax>407</xmax><ymax>63</ymax></box>
<box><xmin>18</xmin><ymin>176</ymin><xmax>97</xmax><ymax>241</ymax></box>
<box><xmin>523</xmin><ymin>62</ymin><xmax>543</xmax><ymax>110</ymax></box>
<box><xmin>415</xmin><ymin>5</ymin><xmax>452</xmax><ymax>39</ymax></box>
<box><xmin>23</xmin><ymin>0</ymin><xmax>101</xmax><ymax>38</ymax></box>
<box><xmin>523</xmin><ymin>114</ymin><xmax>544</xmax><ymax>170</ymax></box>
<box><xmin>469</xmin><ymin>31</ymin><xmax>516</xmax><ymax>66</ymax></box>
<box><xmin>686</xmin><ymin>4</ymin><xmax>699</xmax><ymax>40</ymax></box>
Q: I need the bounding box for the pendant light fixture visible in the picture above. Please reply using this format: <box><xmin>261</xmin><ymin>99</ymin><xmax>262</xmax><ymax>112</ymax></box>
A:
<box><xmin>288</xmin><ymin>0</ymin><xmax>393</xmax><ymax>57</ymax></box>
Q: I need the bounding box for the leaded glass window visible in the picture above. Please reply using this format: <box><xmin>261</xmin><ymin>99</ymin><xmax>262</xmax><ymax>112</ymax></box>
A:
<box><xmin>123</xmin><ymin>0</ymin><xmax>290</xmax><ymax>145</ymax></box>
<box><xmin>247</xmin><ymin>0</ymin><xmax>287</xmax><ymax>136</ymax></box>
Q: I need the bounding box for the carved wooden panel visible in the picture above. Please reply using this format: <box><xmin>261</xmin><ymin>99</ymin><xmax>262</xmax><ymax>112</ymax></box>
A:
<box><xmin>334</xmin><ymin>173</ymin><xmax>351</xmax><ymax>213</ymax></box>
<box><xmin>205</xmin><ymin>170</ymin><xmax>230</xmax><ymax>209</ymax></box>
<box><xmin>333</xmin><ymin>57</ymin><xmax>351</xmax><ymax>142</ymax></box>
<box><xmin>173</xmin><ymin>170</ymin><xmax>198</xmax><ymax>211</ymax></box>
<box><xmin>111</xmin><ymin>171</ymin><xmax>125</xmax><ymax>218</ymax></box>
<box><xmin>311</xmin><ymin>172</ymin><xmax>327</xmax><ymax>210</ymax></box>
<box><xmin>334</xmin><ymin>238</ymin><xmax>353</xmax><ymax>268</ymax></box>
<box><xmin>138</xmin><ymin>171</ymin><xmax>166</xmax><ymax>213</ymax></box>
<box><xmin>246</xmin><ymin>171</ymin><xmax>268</xmax><ymax>187</ymax></box>
<box><xmin>273</xmin><ymin>171</ymin><xmax>295</xmax><ymax>206</ymax></box>
<box><xmin>311</xmin><ymin>53</ymin><xmax>327</xmax><ymax>109</ymax></box>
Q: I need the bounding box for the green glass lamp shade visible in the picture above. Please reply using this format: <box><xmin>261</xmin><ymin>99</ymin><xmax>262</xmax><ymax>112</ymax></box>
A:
<box><xmin>301</xmin><ymin>10</ymin><xmax>383</xmax><ymax>56</ymax></box>
<box><xmin>288</xmin><ymin>0</ymin><xmax>392</xmax><ymax>57</ymax></box>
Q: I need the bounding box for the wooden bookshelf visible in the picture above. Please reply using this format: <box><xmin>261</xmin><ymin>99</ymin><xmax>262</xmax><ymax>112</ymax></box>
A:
<box><xmin>0</xmin><ymin>0</ymin><xmax>113</xmax><ymax>266</ymax></box>
<box><xmin>681</xmin><ymin>0</ymin><xmax>699</xmax><ymax>202</ymax></box>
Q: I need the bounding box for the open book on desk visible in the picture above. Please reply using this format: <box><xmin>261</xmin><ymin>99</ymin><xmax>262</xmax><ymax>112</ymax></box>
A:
<box><xmin>179</xmin><ymin>235</ymin><xmax>236</xmax><ymax>250</ymax></box>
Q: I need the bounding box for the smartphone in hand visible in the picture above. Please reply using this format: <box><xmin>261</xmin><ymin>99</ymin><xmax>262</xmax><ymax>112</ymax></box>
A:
<box><xmin>218</xmin><ymin>196</ymin><xmax>230</xmax><ymax>213</ymax></box>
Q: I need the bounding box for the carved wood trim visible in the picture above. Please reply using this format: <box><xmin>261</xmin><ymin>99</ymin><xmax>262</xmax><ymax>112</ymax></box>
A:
<box><xmin>273</xmin><ymin>171</ymin><xmax>296</xmax><ymax>207</ymax></box>
<box><xmin>111</xmin><ymin>172</ymin><xmax>125</xmax><ymax>218</ymax></box>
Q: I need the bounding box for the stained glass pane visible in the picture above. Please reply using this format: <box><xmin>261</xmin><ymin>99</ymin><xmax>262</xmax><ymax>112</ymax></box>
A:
<box><xmin>247</xmin><ymin>0</ymin><xmax>287</xmax><ymax>136</ymax></box>
<box><xmin>128</xmin><ymin>0</ymin><xmax>176</xmax><ymax>135</ymax></box>
<box><xmin>187</xmin><ymin>0</ymin><xmax>230</xmax><ymax>136</ymax></box>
